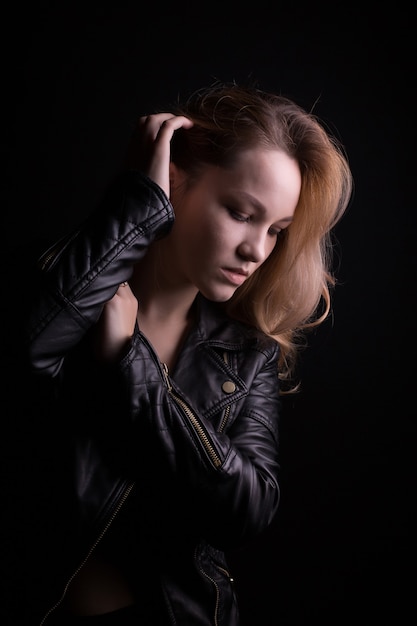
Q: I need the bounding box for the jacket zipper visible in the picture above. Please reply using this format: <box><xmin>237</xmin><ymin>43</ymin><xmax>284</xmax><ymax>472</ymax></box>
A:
<box><xmin>162</xmin><ymin>362</ymin><xmax>222</xmax><ymax>469</ymax></box>
<box><xmin>218</xmin><ymin>351</ymin><xmax>231</xmax><ymax>433</ymax></box>
<box><xmin>195</xmin><ymin>543</ymin><xmax>235</xmax><ymax>626</ymax></box>
<box><xmin>40</xmin><ymin>482</ymin><xmax>135</xmax><ymax>625</ymax></box>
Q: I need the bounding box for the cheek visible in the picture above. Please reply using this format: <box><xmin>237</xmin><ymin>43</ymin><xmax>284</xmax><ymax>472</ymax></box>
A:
<box><xmin>175</xmin><ymin>202</ymin><xmax>236</xmax><ymax>263</ymax></box>
<box><xmin>191</xmin><ymin>215</ymin><xmax>227</xmax><ymax>253</ymax></box>
<box><xmin>175</xmin><ymin>218</ymin><xmax>216</xmax><ymax>266</ymax></box>
<box><xmin>265</xmin><ymin>237</ymin><xmax>277</xmax><ymax>259</ymax></box>
<box><xmin>203</xmin><ymin>223</ymin><xmax>237</xmax><ymax>261</ymax></box>
<box><xmin>191</xmin><ymin>226</ymin><xmax>222</xmax><ymax>262</ymax></box>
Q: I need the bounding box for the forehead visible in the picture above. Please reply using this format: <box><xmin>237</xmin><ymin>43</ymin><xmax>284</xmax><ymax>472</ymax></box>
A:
<box><xmin>210</xmin><ymin>148</ymin><xmax>302</xmax><ymax>218</ymax></box>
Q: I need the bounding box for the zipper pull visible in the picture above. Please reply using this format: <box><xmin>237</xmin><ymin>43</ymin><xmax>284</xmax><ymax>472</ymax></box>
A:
<box><xmin>162</xmin><ymin>362</ymin><xmax>172</xmax><ymax>391</ymax></box>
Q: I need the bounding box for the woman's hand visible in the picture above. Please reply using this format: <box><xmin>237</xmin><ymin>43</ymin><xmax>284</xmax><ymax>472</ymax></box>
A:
<box><xmin>125</xmin><ymin>113</ymin><xmax>193</xmax><ymax>197</ymax></box>
<box><xmin>94</xmin><ymin>282</ymin><xmax>138</xmax><ymax>363</ymax></box>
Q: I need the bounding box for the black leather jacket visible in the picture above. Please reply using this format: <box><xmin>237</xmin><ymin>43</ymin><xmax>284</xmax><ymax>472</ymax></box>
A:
<box><xmin>10</xmin><ymin>171</ymin><xmax>281</xmax><ymax>625</ymax></box>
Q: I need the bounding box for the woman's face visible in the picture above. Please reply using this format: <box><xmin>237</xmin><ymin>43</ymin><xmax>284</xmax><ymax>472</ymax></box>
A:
<box><xmin>167</xmin><ymin>148</ymin><xmax>301</xmax><ymax>302</ymax></box>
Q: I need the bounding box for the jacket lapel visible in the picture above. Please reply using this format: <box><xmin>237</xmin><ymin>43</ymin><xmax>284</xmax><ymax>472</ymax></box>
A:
<box><xmin>172</xmin><ymin>295</ymin><xmax>251</xmax><ymax>419</ymax></box>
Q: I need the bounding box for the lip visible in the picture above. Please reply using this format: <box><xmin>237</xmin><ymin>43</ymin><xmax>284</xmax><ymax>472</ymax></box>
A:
<box><xmin>220</xmin><ymin>267</ymin><xmax>249</xmax><ymax>286</ymax></box>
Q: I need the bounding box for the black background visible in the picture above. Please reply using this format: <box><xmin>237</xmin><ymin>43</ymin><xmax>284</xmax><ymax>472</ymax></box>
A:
<box><xmin>2</xmin><ymin>2</ymin><xmax>415</xmax><ymax>624</ymax></box>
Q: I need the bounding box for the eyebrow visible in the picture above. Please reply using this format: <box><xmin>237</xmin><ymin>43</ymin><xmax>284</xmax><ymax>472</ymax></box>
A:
<box><xmin>233</xmin><ymin>190</ymin><xmax>294</xmax><ymax>224</ymax></box>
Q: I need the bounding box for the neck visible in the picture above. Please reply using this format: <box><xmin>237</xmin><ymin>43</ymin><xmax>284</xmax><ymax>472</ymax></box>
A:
<box><xmin>130</xmin><ymin>242</ymin><xmax>198</xmax><ymax>323</ymax></box>
<box><xmin>130</xmin><ymin>243</ymin><xmax>199</xmax><ymax>369</ymax></box>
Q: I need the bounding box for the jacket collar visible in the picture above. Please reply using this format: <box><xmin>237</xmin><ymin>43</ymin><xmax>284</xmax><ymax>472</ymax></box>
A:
<box><xmin>193</xmin><ymin>293</ymin><xmax>261</xmax><ymax>350</ymax></box>
<box><xmin>172</xmin><ymin>294</ymin><xmax>252</xmax><ymax>415</ymax></box>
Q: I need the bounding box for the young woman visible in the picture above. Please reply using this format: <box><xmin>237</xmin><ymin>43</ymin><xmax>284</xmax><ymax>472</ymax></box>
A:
<box><xmin>4</xmin><ymin>82</ymin><xmax>352</xmax><ymax>625</ymax></box>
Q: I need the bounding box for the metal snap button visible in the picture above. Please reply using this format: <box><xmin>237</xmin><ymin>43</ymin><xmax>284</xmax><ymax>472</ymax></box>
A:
<box><xmin>222</xmin><ymin>380</ymin><xmax>236</xmax><ymax>393</ymax></box>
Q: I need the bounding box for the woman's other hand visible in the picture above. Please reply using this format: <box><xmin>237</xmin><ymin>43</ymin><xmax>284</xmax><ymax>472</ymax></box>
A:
<box><xmin>94</xmin><ymin>282</ymin><xmax>138</xmax><ymax>362</ymax></box>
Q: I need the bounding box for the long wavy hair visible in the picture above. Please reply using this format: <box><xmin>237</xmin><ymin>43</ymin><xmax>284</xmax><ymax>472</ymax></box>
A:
<box><xmin>169</xmin><ymin>82</ymin><xmax>353</xmax><ymax>390</ymax></box>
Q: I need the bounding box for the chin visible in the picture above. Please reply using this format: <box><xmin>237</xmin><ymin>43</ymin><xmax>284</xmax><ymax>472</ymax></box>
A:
<box><xmin>200</xmin><ymin>287</ymin><xmax>236</xmax><ymax>303</ymax></box>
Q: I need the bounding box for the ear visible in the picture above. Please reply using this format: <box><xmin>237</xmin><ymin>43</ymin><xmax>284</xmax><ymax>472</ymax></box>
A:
<box><xmin>169</xmin><ymin>162</ymin><xmax>186</xmax><ymax>193</ymax></box>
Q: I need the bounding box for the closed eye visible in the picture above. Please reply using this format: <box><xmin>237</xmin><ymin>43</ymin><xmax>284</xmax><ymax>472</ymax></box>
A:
<box><xmin>268</xmin><ymin>226</ymin><xmax>282</xmax><ymax>237</ymax></box>
<box><xmin>228</xmin><ymin>208</ymin><xmax>284</xmax><ymax>237</ymax></box>
<box><xmin>227</xmin><ymin>208</ymin><xmax>250</xmax><ymax>223</ymax></box>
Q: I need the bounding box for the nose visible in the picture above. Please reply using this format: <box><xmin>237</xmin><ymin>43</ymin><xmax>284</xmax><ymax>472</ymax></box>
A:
<box><xmin>237</xmin><ymin>231</ymin><xmax>269</xmax><ymax>264</ymax></box>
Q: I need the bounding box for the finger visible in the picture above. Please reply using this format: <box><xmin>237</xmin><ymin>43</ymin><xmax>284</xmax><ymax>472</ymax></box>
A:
<box><xmin>116</xmin><ymin>281</ymin><xmax>132</xmax><ymax>297</ymax></box>
<box><xmin>128</xmin><ymin>114</ymin><xmax>193</xmax><ymax>194</ymax></box>
<box><xmin>154</xmin><ymin>115</ymin><xmax>194</xmax><ymax>144</ymax></box>
<box><xmin>135</xmin><ymin>114</ymin><xmax>193</xmax><ymax>142</ymax></box>
<box><xmin>150</xmin><ymin>116</ymin><xmax>193</xmax><ymax>172</ymax></box>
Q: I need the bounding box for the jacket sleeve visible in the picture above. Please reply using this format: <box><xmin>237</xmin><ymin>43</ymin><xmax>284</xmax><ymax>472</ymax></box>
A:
<box><xmin>26</xmin><ymin>170</ymin><xmax>174</xmax><ymax>376</ymax></box>
<box><xmin>121</xmin><ymin>329</ymin><xmax>281</xmax><ymax>547</ymax></box>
